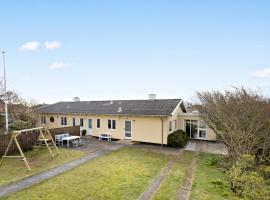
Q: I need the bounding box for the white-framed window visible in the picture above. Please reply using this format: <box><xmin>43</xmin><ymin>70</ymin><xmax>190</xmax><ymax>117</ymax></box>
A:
<box><xmin>169</xmin><ymin>121</ymin><xmax>172</xmax><ymax>132</ymax></box>
<box><xmin>97</xmin><ymin>119</ymin><xmax>100</xmax><ymax>128</ymax></box>
<box><xmin>41</xmin><ymin>116</ymin><xmax>46</xmax><ymax>124</ymax></box>
<box><xmin>184</xmin><ymin>120</ymin><xmax>207</xmax><ymax>139</ymax></box>
<box><xmin>88</xmin><ymin>119</ymin><xmax>92</xmax><ymax>129</ymax></box>
<box><xmin>80</xmin><ymin>118</ymin><xmax>84</xmax><ymax>127</ymax></box>
<box><xmin>61</xmin><ymin>117</ymin><xmax>67</xmax><ymax>126</ymax></box>
<box><xmin>72</xmin><ymin>118</ymin><xmax>76</xmax><ymax>126</ymax></box>
<box><xmin>174</xmin><ymin>120</ymin><xmax>177</xmax><ymax>130</ymax></box>
<box><xmin>108</xmin><ymin>119</ymin><xmax>116</xmax><ymax>129</ymax></box>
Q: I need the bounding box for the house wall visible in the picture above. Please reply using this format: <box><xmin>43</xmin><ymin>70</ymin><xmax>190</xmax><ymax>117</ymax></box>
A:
<box><xmin>37</xmin><ymin>113</ymin><xmax>170</xmax><ymax>145</ymax></box>
<box><xmin>168</xmin><ymin>102</ymin><xmax>185</xmax><ymax>133</ymax></box>
<box><xmin>177</xmin><ymin>114</ymin><xmax>216</xmax><ymax>141</ymax></box>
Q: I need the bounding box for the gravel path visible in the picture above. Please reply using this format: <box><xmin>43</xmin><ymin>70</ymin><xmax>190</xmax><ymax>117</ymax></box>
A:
<box><xmin>0</xmin><ymin>146</ymin><xmax>122</xmax><ymax>198</ymax></box>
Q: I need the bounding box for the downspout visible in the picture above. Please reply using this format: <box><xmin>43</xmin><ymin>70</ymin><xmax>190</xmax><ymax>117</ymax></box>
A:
<box><xmin>161</xmin><ymin>116</ymin><xmax>164</xmax><ymax>147</ymax></box>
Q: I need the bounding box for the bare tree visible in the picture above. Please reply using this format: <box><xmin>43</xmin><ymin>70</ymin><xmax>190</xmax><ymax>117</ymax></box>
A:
<box><xmin>196</xmin><ymin>87</ymin><xmax>270</xmax><ymax>164</ymax></box>
<box><xmin>0</xmin><ymin>79</ymin><xmax>39</xmax><ymax>131</ymax></box>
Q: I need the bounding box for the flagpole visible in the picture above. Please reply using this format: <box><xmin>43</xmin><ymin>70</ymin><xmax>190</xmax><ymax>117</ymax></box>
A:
<box><xmin>2</xmin><ymin>51</ymin><xmax>8</xmax><ymax>134</ymax></box>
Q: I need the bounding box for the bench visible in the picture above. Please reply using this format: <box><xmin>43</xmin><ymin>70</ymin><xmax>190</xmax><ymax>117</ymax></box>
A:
<box><xmin>99</xmin><ymin>133</ymin><xmax>112</xmax><ymax>141</ymax></box>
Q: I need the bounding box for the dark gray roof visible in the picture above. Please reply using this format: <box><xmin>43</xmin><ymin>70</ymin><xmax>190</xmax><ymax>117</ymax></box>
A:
<box><xmin>39</xmin><ymin>99</ymin><xmax>185</xmax><ymax>116</ymax></box>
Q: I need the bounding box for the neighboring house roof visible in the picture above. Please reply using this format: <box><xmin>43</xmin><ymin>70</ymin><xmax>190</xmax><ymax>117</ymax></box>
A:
<box><xmin>31</xmin><ymin>104</ymin><xmax>51</xmax><ymax>112</ymax></box>
<box><xmin>38</xmin><ymin>99</ymin><xmax>186</xmax><ymax>116</ymax></box>
<box><xmin>186</xmin><ymin>104</ymin><xmax>202</xmax><ymax>113</ymax></box>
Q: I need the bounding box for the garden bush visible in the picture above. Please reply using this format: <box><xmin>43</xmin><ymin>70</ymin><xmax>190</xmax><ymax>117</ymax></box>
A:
<box><xmin>167</xmin><ymin>130</ymin><xmax>188</xmax><ymax>148</ymax></box>
<box><xmin>228</xmin><ymin>154</ymin><xmax>270</xmax><ymax>200</ymax></box>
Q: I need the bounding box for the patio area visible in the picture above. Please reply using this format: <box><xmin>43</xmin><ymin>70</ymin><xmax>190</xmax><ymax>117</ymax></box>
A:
<box><xmin>184</xmin><ymin>140</ymin><xmax>228</xmax><ymax>155</ymax></box>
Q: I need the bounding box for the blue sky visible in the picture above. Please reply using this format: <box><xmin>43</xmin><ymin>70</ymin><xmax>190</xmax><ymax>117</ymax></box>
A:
<box><xmin>0</xmin><ymin>0</ymin><xmax>269</xmax><ymax>103</ymax></box>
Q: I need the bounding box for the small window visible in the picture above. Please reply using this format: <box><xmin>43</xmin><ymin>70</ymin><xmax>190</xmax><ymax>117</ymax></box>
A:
<box><xmin>112</xmin><ymin>120</ymin><xmax>116</xmax><ymax>129</ymax></box>
<box><xmin>169</xmin><ymin>121</ymin><xmax>172</xmax><ymax>132</ymax></box>
<box><xmin>41</xmin><ymin>116</ymin><xmax>46</xmax><ymax>124</ymax></box>
<box><xmin>80</xmin><ymin>118</ymin><xmax>84</xmax><ymax>127</ymax></box>
<box><xmin>72</xmin><ymin>118</ymin><xmax>76</xmax><ymax>126</ymax></box>
<box><xmin>88</xmin><ymin>119</ymin><xmax>92</xmax><ymax>129</ymax></box>
<box><xmin>61</xmin><ymin>117</ymin><xmax>67</xmax><ymax>126</ymax></box>
<box><xmin>97</xmin><ymin>119</ymin><xmax>100</xmax><ymax>128</ymax></box>
<box><xmin>49</xmin><ymin>116</ymin><xmax>54</xmax><ymax>123</ymax></box>
<box><xmin>174</xmin><ymin>120</ymin><xmax>177</xmax><ymax>130</ymax></box>
<box><xmin>108</xmin><ymin>119</ymin><xmax>111</xmax><ymax>129</ymax></box>
<box><xmin>108</xmin><ymin>119</ymin><xmax>116</xmax><ymax>129</ymax></box>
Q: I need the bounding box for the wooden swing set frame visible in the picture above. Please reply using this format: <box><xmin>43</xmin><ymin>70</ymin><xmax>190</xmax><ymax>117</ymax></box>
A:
<box><xmin>0</xmin><ymin>127</ymin><xmax>60</xmax><ymax>171</ymax></box>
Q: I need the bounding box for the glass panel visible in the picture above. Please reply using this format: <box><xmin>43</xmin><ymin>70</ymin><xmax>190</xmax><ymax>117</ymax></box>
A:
<box><xmin>185</xmin><ymin>120</ymin><xmax>191</xmax><ymax>137</ymax></box>
<box><xmin>169</xmin><ymin>121</ymin><xmax>172</xmax><ymax>132</ymax></box>
<box><xmin>125</xmin><ymin>121</ymin><xmax>131</xmax><ymax>137</ymax></box>
<box><xmin>199</xmin><ymin>130</ymin><xmax>206</xmax><ymax>138</ymax></box>
<box><xmin>108</xmin><ymin>120</ymin><xmax>111</xmax><ymax>129</ymax></box>
<box><xmin>88</xmin><ymin>119</ymin><xmax>92</xmax><ymax>129</ymax></box>
<box><xmin>97</xmin><ymin>119</ymin><xmax>100</xmax><ymax>128</ymax></box>
<box><xmin>199</xmin><ymin>121</ymin><xmax>206</xmax><ymax>129</ymax></box>
<box><xmin>112</xmin><ymin>120</ymin><xmax>116</xmax><ymax>129</ymax></box>
<box><xmin>190</xmin><ymin>120</ymin><xmax>198</xmax><ymax>139</ymax></box>
<box><xmin>125</xmin><ymin>121</ymin><xmax>131</xmax><ymax>132</ymax></box>
<box><xmin>125</xmin><ymin>132</ymin><xmax>131</xmax><ymax>137</ymax></box>
<box><xmin>80</xmin><ymin>119</ymin><xmax>84</xmax><ymax>127</ymax></box>
<box><xmin>73</xmin><ymin>118</ymin><xmax>75</xmax><ymax>126</ymax></box>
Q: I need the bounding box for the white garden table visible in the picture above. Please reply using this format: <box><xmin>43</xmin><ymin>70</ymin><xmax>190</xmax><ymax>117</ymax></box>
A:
<box><xmin>62</xmin><ymin>136</ymin><xmax>80</xmax><ymax>148</ymax></box>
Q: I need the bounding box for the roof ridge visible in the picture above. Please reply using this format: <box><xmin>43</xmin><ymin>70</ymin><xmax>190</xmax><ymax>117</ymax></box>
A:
<box><xmin>56</xmin><ymin>98</ymin><xmax>182</xmax><ymax>103</ymax></box>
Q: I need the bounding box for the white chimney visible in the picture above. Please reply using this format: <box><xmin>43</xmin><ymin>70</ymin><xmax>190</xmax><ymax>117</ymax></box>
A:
<box><xmin>117</xmin><ymin>106</ymin><xmax>122</xmax><ymax>112</ymax></box>
<box><xmin>73</xmin><ymin>97</ymin><xmax>80</xmax><ymax>102</ymax></box>
<box><xmin>148</xmin><ymin>94</ymin><xmax>156</xmax><ymax>100</ymax></box>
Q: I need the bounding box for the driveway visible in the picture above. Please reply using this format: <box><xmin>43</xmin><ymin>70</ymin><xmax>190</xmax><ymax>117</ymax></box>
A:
<box><xmin>184</xmin><ymin>140</ymin><xmax>228</xmax><ymax>155</ymax></box>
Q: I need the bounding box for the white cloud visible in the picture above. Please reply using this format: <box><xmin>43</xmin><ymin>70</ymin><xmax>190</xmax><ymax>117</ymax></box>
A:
<box><xmin>253</xmin><ymin>68</ymin><xmax>270</xmax><ymax>78</ymax></box>
<box><xmin>49</xmin><ymin>62</ymin><xmax>70</xmax><ymax>70</ymax></box>
<box><xmin>45</xmin><ymin>41</ymin><xmax>62</xmax><ymax>50</ymax></box>
<box><xmin>19</xmin><ymin>41</ymin><xmax>40</xmax><ymax>51</ymax></box>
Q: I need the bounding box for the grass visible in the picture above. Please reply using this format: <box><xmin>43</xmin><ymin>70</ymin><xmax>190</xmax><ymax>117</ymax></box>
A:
<box><xmin>1</xmin><ymin>147</ymin><xmax>171</xmax><ymax>200</ymax></box>
<box><xmin>190</xmin><ymin>153</ymin><xmax>238</xmax><ymax>200</ymax></box>
<box><xmin>151</xmin><ymin>151</ymin><xmax>194</xmax><ymax>200</ymax></box>
<box><xmin>0</xmin><ymin>147</ymin><xmax>86</xmax><ymax>187</ymax></box>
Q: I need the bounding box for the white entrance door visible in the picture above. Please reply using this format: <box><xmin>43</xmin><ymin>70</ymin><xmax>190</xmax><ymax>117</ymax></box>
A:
<box><xmin>124</xmin><ymin>120</ymin><xmax>132</xmax><ymax>139</ymax></box>
<box><xmin>87</xmin><ymin>119</ymin><xmax>93</xmax><ymax>135</ymax></box>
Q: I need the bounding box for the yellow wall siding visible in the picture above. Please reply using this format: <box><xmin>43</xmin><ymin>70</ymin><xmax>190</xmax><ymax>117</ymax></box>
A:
<box><xmin>37</xmin><ymin>113</ymin><xmax>170</xmax><ymax>144</ymax></box>
<box><xmin>177</xmin><ymin>115</ymin><xmax>217</xmax><ymax>141</ymax></box>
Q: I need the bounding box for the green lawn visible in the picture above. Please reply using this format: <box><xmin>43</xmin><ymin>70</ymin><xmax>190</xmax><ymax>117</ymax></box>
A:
<box><xmin>1</xmin><ymin>147</ymin><xmax>171</xmax><ymax>200</ymax></box>
<box><xmin>152</xmin><ymin>151</ymin><xmax>194</xmax><ymax>200</ymax></box>
<box><xmin>0</xmin><ymin>147</ymin><xmax>86</xmax><ymax>186</ymax></box>
<box><xmin>1</xmin><ymin>148</ymin><xmax>240</xmax><ymax>200</ymax></box>
<box><xmin>190</xmin><ymin>153</ymin><xmax>239</xmax><ymax>200</ymax></box>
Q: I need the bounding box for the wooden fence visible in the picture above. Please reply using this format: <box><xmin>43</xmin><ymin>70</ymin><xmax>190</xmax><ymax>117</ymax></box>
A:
<box><xmin>0</xmin><ymin>126</ymin><xmax>80</xmax><ymax>156</ymax></box>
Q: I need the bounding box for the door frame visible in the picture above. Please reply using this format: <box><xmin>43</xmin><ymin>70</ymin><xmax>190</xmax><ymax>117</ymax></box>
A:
<box><xmin>124</xmin><ymin>120</ymin><xmax>132</xmax><ymax>139</ymax></box>
<box><xmin>87</xmin><ymin>118</ymin><xmax>93</xmax><ymax>135</ymax></box>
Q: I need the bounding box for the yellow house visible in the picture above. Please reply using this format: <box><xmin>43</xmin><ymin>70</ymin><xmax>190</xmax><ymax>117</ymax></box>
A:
<box><xmin>37</xmin><ymin>95</ymin><xmax>216</xmax><ymax>145</ymax></box>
